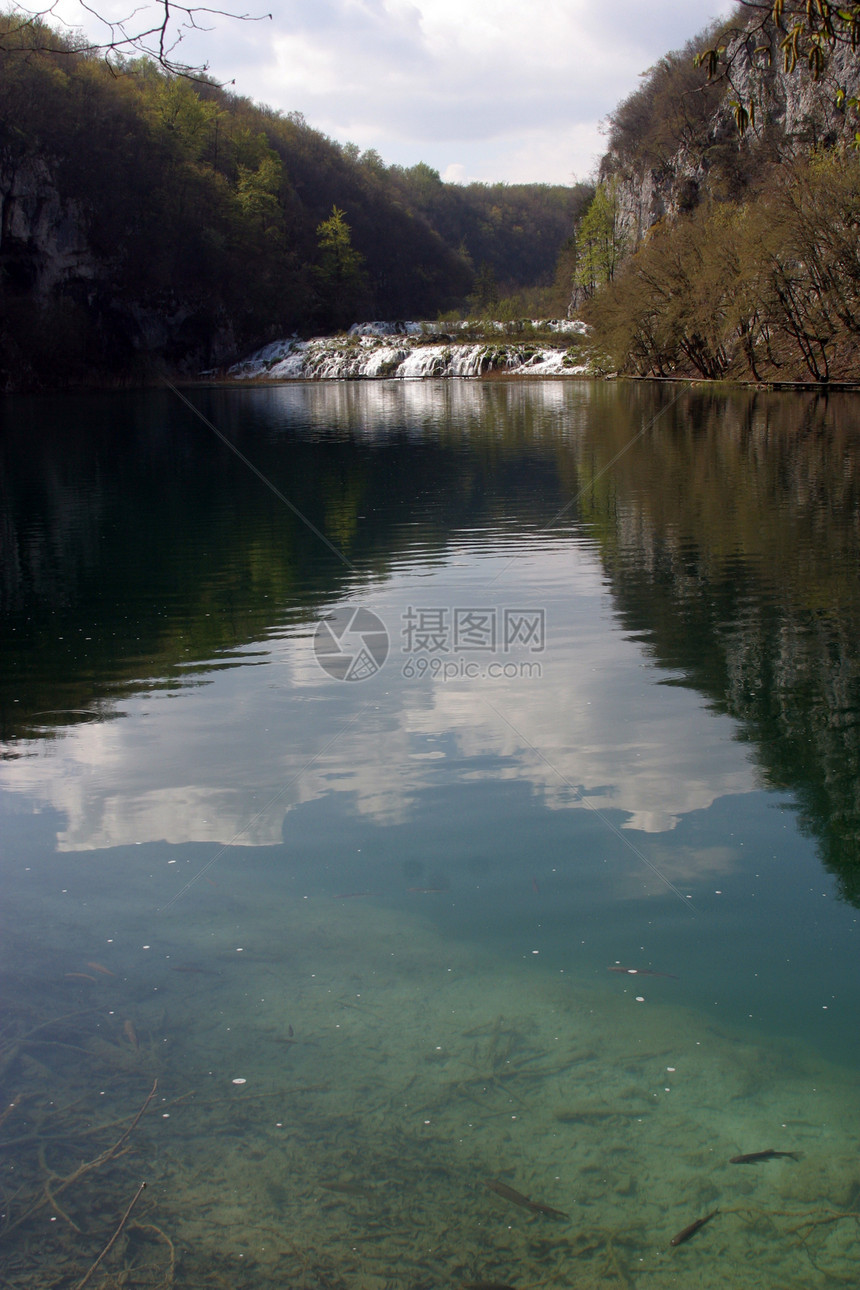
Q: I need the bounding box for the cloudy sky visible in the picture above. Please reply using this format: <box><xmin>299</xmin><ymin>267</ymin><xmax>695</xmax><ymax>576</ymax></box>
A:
<box><xmin>59</xmin><ymin>0</ymin><xmax>733</xmax><ymax>182</ymax></box>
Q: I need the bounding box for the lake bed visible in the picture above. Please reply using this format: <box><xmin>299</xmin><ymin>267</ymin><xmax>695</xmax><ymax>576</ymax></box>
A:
<box><xmin>1</xmin><ymin>379</ymin><xmax>859</xmax><ymax>1288</ymax></box>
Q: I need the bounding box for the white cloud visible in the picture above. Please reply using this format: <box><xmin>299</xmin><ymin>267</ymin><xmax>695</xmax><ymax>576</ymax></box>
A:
<box><xmin>51</xmin><ymin>0</ymin><xmax>736</xmax><ymax>182</ymax></box>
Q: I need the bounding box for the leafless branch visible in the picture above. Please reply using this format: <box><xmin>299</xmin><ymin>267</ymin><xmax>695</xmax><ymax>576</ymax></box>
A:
<box><xmin>1</xmin><ymin>0</ymin><xmax>272</xmax><ymax>79</ymax></box>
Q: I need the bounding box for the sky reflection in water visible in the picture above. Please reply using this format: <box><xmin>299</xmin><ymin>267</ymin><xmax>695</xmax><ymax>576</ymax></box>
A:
<box><xmin>1</xmin><ymin>378</ymin><xmax>859</xmax><ymax>1058</ymax></box>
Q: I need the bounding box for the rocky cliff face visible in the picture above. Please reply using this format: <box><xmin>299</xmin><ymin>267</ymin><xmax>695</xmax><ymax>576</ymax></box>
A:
<box><xmin>603</xmin><ymin>26</ymin><xmax>860</xmax><ymax>245</ymax></box>
<box><xmin>0</xmin><ymin>157</ymin><xmax>94</xmax><ymax>297</ymax></box>
<box><xmin>0</xmin><ymin>156</ymin><xmax>238</xmax><ymax>391</ymax></box>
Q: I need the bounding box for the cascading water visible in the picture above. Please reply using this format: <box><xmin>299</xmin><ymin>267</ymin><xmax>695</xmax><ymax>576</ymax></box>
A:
<box><xmin>226</xmin><ymin>320</ymin><xmax>590</xmax><ymax>381</ymax></box>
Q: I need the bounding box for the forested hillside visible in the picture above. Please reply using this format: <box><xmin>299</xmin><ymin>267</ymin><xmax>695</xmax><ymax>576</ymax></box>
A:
<box><xmin>570</xmin><ymin>3</ymin><xmax>860</xmax><ymax>382</ymax></box>
<box><xmin>0</xmin><ymin>17</ymin><xmax>590</xmax><ymax>391</ymax></box>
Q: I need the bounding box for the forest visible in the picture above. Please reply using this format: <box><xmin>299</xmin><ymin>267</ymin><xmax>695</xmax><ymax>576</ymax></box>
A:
<box><xmin>9</xmin><ymin>3</ymin><xmax>860</xmax><ymax>389</ymax></box>
<box><xmin>571</xmin><ymin>4</ymin><xmax>860</xmax><ymax>382</ymax></box>
<box><xmin>0</xmin><ymin>16</ymin><xmax>590</xmax><ymax>390</ymax></box>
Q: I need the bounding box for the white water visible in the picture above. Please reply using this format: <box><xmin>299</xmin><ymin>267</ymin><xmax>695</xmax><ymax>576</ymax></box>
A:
<box><xmin>227</xmin><ymin>319</ymin><xmax>590</xmax><ymax>381</ymax></box>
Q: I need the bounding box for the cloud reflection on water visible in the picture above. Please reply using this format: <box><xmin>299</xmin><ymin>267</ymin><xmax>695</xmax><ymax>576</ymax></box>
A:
<box><xmin>1</xmin><ymin>538</ymin><xmax>756</xmax><ymax>864</ymax></box>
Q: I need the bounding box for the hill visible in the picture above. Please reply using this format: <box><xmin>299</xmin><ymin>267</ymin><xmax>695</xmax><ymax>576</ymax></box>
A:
<box><xmin>0</xmin><ymin>18</ymin><xmax>590</xmax><ymax>391</ymax></box>
<box><xmin>572</xmin><ymin>4</ymin><xmax>860</xmax><ymax>382</ymax></box>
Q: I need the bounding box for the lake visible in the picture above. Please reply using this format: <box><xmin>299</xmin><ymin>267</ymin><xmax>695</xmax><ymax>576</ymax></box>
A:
<box><xmin>1</xmin><ymin>379</ymin><xmax>859</xmax><ymax>1289</ymax></box>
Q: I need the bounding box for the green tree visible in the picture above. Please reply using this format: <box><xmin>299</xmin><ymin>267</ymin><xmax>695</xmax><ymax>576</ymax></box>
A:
<box><xmin>149</xmin><ymin>76</ymin><xmax>221</xmax><ymax>161</ymax></box>
<box><xmin>468</xmin><ymin>262</ymin><xmax>499</xmax><ymax>314</ymax></box>
<box><xmin>573</xmin><ymin>180</ymin><xmax>627</xmax><ymax>300</ymax></box>
<box><xmin>313</xmin><ymin>206</ymin><xmax>369</xmax><ymax>330</ymax></box>
<box><xmin>235</xmin><ymin>153</ymin><xmax>282</xmax><ymax>227</ymax></box>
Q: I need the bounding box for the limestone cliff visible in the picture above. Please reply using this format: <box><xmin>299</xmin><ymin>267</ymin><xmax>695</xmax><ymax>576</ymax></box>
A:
<box><xmin>602</xmin><ymin>21</ymin><xmax>860</xmax><ymax>245</ymax></box>
<box><xmin>0</xmin><ymin>158</ymin><xmax>94</xmax><ymax>296</ymax></box>
<box><xmin>0</xmin><ymin>157</ymin><xmax>237</xmax><ymax>390</ymax></box>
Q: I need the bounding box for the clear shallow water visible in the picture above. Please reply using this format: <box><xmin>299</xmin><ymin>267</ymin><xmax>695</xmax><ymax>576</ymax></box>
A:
<box><xmin>1</xmin><ymin>380</ymin><xmax>859</xmax><ymax>1288</ymax></box>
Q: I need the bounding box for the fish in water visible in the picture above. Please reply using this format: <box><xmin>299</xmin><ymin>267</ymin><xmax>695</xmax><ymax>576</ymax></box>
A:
<box><xmin>87</xmin><ymin>961</ymin><xmax>116</xmax><ymax>976</ymax></box>
<box><xmin>607</xmin><ymin>966</ymin><xmax>679</xmax><ymax>979</ymax></box>
<box><xmin>670</xmin><ymin>1209</ymin><xmax>719</xmax><ymax>1246</ymax></box>
<box><xmin>483</xmin><ymin>1179</ymin><xmax>568</xmax><ymax>1219</ymax></box>
<box><xmin>730</xmin><ymin>1149</ymin><xmax>799</xmax><ymax>1164</ymax></box>
<box><xmin>123</xmin><ymin>1020</ymin><xmax>140</xmax><ymax>1050</ymax></box>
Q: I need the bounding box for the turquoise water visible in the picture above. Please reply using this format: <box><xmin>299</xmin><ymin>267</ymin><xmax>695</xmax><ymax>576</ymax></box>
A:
<box><xmin>1</xmin><ymin>380</ymin><xmax>859</xmax><ymax>1287</ymax></box>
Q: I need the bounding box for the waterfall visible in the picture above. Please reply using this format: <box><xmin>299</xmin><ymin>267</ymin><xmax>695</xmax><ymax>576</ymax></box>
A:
<box><xmin>227</xmin><ymin>321</ymin><xmax>590</xmax><ymax>381</ymax></box>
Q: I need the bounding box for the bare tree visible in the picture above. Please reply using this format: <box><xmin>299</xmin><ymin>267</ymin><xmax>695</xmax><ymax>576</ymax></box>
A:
<box><xmin>1</xmin><ymin>0</ymin><xmax>271</xmax><ymax>78</ymax></box>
